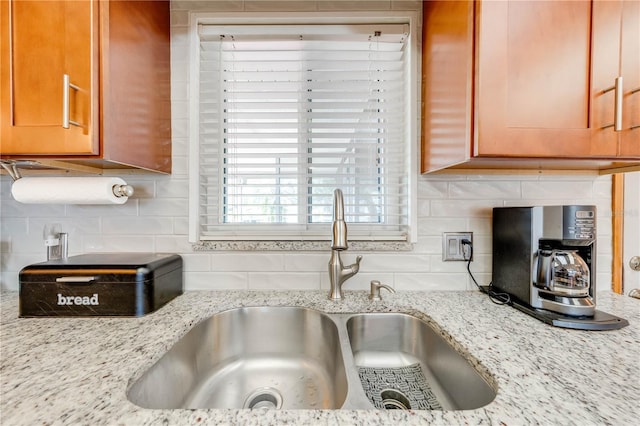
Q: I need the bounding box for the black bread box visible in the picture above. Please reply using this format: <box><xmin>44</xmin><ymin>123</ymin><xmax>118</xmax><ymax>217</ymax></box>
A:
<box><xmin>19</xmin><ymin>253</ymin><xmax>183</xmax><ymax>317</ymax></box>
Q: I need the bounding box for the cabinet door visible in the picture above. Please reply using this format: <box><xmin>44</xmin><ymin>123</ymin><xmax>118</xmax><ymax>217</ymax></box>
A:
<box><xmin>620</xmin><ymin>0</ymin><xmax>640</xmax><ymax>156</ymax></box>
<box><xmin>0</xmin><ymin>0</ymin><xmax>98</xmax><ymax>155</ymax></box>
<box><xmin>421</xmin><ymin>0</ymin><xmax>474</xmax><ymax>172</ymax></box>
<box><xmin>590</xmin><ymin>0</ymin><xmax>623</xmax><ymax>156</ymax></box>
<box><xmin>475</xmin><ymin>0</ymin><xmax>594</xmax><ymax>157</ymax></box>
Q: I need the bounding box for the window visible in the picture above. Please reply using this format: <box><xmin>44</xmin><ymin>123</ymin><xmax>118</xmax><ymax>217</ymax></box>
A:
<box><xmin>189</xmin><ymin>15</ymin><xmax>418</xmax><ymax>244</ymax></box>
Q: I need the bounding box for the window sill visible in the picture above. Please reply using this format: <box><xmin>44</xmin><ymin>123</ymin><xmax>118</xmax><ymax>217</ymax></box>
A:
<box><xmin>192</xmin><ymin>240</ymin><xmax>413</xmax><ymax>252</ymax></box>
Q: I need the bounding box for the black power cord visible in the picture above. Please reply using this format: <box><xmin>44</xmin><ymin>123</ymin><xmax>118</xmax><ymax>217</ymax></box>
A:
<box><xmin>461</xmin><ymin>239</ymin><xmax>512</xmax><ymax>305</ymax></box>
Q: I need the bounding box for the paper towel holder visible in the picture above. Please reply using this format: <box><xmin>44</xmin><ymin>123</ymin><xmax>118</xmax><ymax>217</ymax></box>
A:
<box><xmin>0</xmin><ymin>159</ymin><xmax>28</xmax><ymax>180</ymax></box>
<box><xmin>2</xmin><ymin>160</ymin><xmax>134</xmax><ymax>199</ymax></box>
<box><xmin>112</xmin><ymin>183</ymin><xmax>134</xmax><ymax>198</ymax></box>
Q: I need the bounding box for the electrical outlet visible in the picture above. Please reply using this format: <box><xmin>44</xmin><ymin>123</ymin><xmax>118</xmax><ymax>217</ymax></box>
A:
<box><xmin>442</xmin><ymin>232</ymin><xmax>473</xmax><ymax>261</ymax></box>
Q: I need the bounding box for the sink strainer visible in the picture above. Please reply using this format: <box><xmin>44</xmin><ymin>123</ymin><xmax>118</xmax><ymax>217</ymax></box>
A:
<box><xmin>358</xmin><ymin>363</ymin><xmax>443</xmax><ymax>410</ymax></box>
<box><xmin>380</xmin><ymin>389</ymin><xmax>411</xmax><ymax>410</ymax></box>
<box><xmin>243</xmin><ymin>387</ymin><xmax>283</xmax><ymax>410</ymax></box>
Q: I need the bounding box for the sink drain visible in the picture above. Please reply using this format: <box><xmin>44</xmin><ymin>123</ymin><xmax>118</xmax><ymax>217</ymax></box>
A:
<box><xmin>380</xmin><ymin>389</ymin><xmax>411</xmax><ymax>410</ymax></box>
<box><xmin>243</xmin><ymin>387</ymin><xmax>283</xmax><ymax>410</ymax></box>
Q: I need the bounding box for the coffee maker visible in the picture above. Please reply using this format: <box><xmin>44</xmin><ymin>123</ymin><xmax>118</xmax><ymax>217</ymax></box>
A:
<box><xmin>492</xmin><ymin>206</ymin><xmax>627</xmax><ymax>330</ymax></box>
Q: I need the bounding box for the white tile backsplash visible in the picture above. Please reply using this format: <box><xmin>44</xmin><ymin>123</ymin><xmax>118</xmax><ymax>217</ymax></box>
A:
<box><xmin>394</xmin><ymin>272</ymin><xmax>469</xmax><ymax>291</ymax></box>
<box><xmin>283</xmin><ymin>254</ymin><xmax>328</xmax><ymax>272</ymax></box>
<box><xmin>416</xmin><ymin>217</ymin><xmax>467</xmax><ymax>236</ymax></box>
<box><xmin>429</xmin><ymin>199</ymin><xmax>500</xmax><ymax>218</ymax></box>
<box><xmin>186</xmin><ymin>272</ymin><xmax>248</xmax><ymax>290</ymax></box>
<box><xmin>211</xmin><ymin>254</ymin><xmax>285</xmax><ymax>272</ymax></box>
<box><xmin>521</xmin><ymin>180</ymin><xmax>594</xmax><ymax>199</ymax></box>
<box><xmin>81</xmin><ymin>235</ymin><xmax>157</xmax><ymax>253</ymax></box>
<box><xmin>449</xmin><ymin>181</ymin><xmax>522</xmax><ymax>199</ymax></box>
<box><xmin>9</xmin><ymin>175</ymin><xmax>591</xmax><ymax>291</ymax></box>
<box><xmin>180</xmin><ymin>253</ymin><xmax>211</xmax><ymax>271</ymax></box>
<box><xmin>101</xmin><ymin>217</ymin><xmax>175</xmax><ymax>235</ymax></box>
<box><xmin>66</xmin><ymin>202</ymin><xmax>139</xmax><ymax>218</ymax></box>
<box><xmin>248</xmin><ymin>272</ymin><xmax>321</xmax><ymax>290</ymax></box>
<box><xmin>0</xmin><ymin>0</ymin><xmax>619</xmax><ymax>296</ymax></box>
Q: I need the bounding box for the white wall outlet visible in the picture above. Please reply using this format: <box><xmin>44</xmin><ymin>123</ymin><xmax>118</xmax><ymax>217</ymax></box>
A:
<box><xmin>442</xmin><ymin>232</ymin><xmax>473</xmax><ymax>261</ymax></box>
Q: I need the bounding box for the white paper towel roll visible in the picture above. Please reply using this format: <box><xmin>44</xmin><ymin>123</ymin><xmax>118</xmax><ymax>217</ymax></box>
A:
<box><xmin>11</xmin><ymin>177</ymin><xmax>132</xmax><ymax>205</ymax></box>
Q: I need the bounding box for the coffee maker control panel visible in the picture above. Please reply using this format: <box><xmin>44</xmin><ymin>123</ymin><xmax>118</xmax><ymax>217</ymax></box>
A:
<box><xmin>562</xmin><ymin>205</ymin><xmax>596</xmax><ymax>242</ymax></box>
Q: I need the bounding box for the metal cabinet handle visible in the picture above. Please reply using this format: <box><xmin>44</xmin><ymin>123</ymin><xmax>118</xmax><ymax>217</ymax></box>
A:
<box><xmin>602</xmin><ymin>76</ymin><xmax>623</xmax><ymax>131</ymax></box>
<box><xmin>56</xmin><ymin>276</ymin><xmax>97</xmax><ymax>283</ymax></box>
<box><xmin>62</xmin><ymin>74</ymin><xmax>81</xmax><ymax>129</ymax></box>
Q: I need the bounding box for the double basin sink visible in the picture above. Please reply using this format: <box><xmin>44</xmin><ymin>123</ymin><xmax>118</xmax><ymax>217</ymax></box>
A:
<box><xmin>127</xmin><ymin>307</ymin><xmax>496</xmax><ymax>411</ymax></box>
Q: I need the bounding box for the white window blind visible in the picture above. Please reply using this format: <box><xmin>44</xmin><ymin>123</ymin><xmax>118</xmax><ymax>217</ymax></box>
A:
<box><xmin>193</xmin><ymin>23</ymin><xmax>411</xmax><ymax>241</ymax></box>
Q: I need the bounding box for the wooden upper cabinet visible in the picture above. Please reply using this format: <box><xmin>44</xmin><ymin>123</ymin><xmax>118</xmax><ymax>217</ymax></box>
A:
<box><xmin>0</xmin><ymin>0</ymin><xmax>171</xmax><ymax>173</ymax></box>
<box><xmin>1</xmin><ymin>0</ymin><xmax>97</xmax><ymax>155</ymax></box>
<box><xmin>421</xmin><ymin>0</ymin><xmax>640</xmax><ymax>174</ymax></box>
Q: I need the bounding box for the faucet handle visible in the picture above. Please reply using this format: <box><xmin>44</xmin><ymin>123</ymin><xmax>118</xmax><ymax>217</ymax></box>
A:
<box><xmin>369</xmin><ymin>280</ymin><xmax>395</xmax><ymax>301</ymax></box>
<box><xmin>349</xmin><ymin>255</ymin><xmax>363</xmax><ymax>274</ymax></box>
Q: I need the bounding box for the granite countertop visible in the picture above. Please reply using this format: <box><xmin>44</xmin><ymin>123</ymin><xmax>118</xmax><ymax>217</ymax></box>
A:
<box><xmin>1</xmin><ymin>290</ymin><xmax>638</xmax><ymax>425</ymax></box>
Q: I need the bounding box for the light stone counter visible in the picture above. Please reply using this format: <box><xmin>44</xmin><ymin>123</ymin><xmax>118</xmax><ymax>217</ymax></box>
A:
<box><xmin>1</xmin><ymin>290</ymin><xmax>638</xmax><ymax>425</ymax></box>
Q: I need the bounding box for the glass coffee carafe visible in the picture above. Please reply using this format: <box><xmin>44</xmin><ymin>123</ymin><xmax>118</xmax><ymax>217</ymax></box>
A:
<box><xmin>535</xmin><ymin>250</ymin><xmax>590</xmax><ymax>297</ymax></box>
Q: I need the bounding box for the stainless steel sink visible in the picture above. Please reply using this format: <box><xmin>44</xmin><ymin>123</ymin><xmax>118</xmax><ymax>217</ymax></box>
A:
<box><xmin>127</xmin><ymin>307</ymin><xmax>348</xmax><ymax>409</ymax></box>
<box><xmin>127</xmin><ymin>307</ymin><xmax>496</xmax><ymax>411</ymax></box>
<box><xmin>346</xmin><ymin>313</ymin><xmax>496</xmax><ymax>410</ymax></box>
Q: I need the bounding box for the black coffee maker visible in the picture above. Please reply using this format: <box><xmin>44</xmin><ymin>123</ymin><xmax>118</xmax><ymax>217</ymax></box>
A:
<box><xmin>492</xmin><ymin>206</ymin><xmax>627</xmax><ymax>330</ymax></box>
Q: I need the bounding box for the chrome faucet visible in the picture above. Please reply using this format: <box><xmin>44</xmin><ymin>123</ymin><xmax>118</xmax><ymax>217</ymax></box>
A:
<box><xmin>328</xmin><ymin>189</ymin><xmax>362</xmax><ymax>300</ymax></box>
